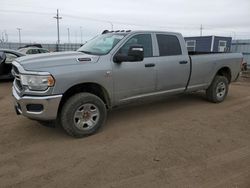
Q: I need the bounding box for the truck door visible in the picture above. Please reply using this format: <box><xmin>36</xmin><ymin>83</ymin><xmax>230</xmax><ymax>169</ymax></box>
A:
<box><xmin>155</xmin><ymin>34</ymin><xmax>190</xmax><ymax>92</ymax></box>
<box><xmin>112</xmin><ymin>34</ymin><xmax>157</xmax><ymax>102</ymax></box>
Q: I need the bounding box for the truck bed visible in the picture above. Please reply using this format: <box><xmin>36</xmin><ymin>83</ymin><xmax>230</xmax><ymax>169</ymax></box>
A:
<box><xmin>186</xmin><ymin>52</ymin><xmax>242</xmax><ymax>92</ymax></box>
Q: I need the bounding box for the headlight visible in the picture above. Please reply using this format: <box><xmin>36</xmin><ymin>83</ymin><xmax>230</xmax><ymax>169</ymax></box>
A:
<box><xmin>20</xmin><ymin>74</ymin><xmax>55</xmax><ymax>91</ymax></box>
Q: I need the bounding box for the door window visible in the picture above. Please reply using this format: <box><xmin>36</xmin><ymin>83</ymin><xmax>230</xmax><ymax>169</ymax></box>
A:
<box><xmin>32</xmin><ymin>49</ymin><xmax>40</xmax><ymax>54</ymax></box>
<box><xmin>118</xmin><ymin>34</ymin><xmax>153</xmax><ymax>57</ymax></box>
<box><xmin>39</xmin><ymin>49</ymin><xmax>49</xmax><ymax>53</ymax></box>
<box><xmin>26</xmin><ymin>49</ymin><xmax>32</xmax><ymax>54</ymax></box>
<box><xmin>27</xmin><ymin>49</ymin><xmax>40</xmax><ymax>54</ymax></box>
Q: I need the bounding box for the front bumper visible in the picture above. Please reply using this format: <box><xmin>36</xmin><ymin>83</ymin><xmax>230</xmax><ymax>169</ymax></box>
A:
<box><xmin>12</xmin><ymin>87</ymin><xmax>62</xmax><ymax>120</ymax></box>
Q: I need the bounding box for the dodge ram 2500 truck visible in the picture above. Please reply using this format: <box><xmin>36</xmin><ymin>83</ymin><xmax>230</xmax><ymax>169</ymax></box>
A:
<box><xmin>12</xmin><ymin>30</ymin><xmax>243</xmax><ymax>137</ymax></box>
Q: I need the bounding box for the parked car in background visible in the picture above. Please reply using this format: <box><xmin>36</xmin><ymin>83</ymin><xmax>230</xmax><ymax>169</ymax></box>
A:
<box><xmin>18</xmin><ymin>44</ymin><xmax>43</xmax><ymax>49</ymax></box>
<box><xmin>0</xmin><ymin>49</ymin><xmax>25</xmax><ymax>79</ymax></box>
<box><xmin>18</xmin><ymin>47</ymin><xmax>49</xmax><ymax>55</ymax></box>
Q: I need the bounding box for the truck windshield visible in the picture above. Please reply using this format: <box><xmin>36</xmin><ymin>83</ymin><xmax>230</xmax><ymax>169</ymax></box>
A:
<box><xmin>78</xmin><ymin>34</ymin><xmax>126</xmax><ymax>55</ymax></box>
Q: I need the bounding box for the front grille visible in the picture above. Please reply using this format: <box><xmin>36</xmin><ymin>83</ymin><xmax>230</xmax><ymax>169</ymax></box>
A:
<box><xmin>12</xmin><ymin>65</ymin><xmax>23</xmax><ymax>91</ymax></box>
<box><xmin>15</xmin><ymin>79</ymin><xmax>23</xmax><ymax>91</ymax></box>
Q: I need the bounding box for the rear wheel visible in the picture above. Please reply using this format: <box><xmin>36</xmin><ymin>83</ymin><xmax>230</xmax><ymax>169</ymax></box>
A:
<box><xmin>206</xmin><ymin>75</ymin><xmax>229</xmax><ymax>103</ymax></box>
<box><xmin>60</xmin><ymin>93</ymin><xmax>107</xmax><ymax>138</ymax></box>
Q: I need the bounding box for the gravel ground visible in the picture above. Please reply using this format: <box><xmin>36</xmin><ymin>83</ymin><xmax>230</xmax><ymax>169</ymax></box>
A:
<box><xmin>0</xmin><ymin>78</ymin><xmax>250</xmax><ymax>188</ymax></box>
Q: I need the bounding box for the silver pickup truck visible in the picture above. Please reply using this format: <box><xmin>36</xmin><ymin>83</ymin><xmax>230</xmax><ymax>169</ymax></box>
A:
<box><xmin>12</xmin><ymin>30</ymin><xmax>243</xmax><ymax>137</ymax></box>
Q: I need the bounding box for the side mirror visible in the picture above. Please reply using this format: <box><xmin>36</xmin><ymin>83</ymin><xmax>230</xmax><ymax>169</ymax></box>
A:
<box><xmin>114</xmin><ymin>45</ymin><xmax>144</xmax><ymax>63</ymax></box>
<box><xmin>0</xmin><ymin>52</ymin><xmax>6</xmax><ymax>64</ymax></box>
<box><xmin>128</xmin><ymin>45</ymin><xmax>144</xmax><ymax>61</ymax></box>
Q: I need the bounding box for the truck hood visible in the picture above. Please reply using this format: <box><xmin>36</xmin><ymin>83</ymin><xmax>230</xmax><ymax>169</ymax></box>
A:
<box><xmin>15</xmin><ymin>51</ymin><xmax>100</xmax><ymax>70</ymax></box>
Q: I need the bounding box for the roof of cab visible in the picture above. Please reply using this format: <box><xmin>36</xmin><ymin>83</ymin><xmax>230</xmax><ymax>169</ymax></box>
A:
<box><xmin>102</xmin><ymin>30</ymin><xmax>181</xmax><ymax>36</ymax></box>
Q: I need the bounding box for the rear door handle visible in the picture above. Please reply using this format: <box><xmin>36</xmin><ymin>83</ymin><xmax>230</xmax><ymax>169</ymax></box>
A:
<box><xmin>179</xmin><ymin>61</ymin><xmax>188</xmax><ymax>64</ymax></box>
<box><xmin>145</xmin><ymin>63</ymin><xmax>155</xmax><ymax>68</ymax></box>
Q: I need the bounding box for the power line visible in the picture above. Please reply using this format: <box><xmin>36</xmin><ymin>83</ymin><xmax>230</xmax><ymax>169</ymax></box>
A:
<box><xmin>2</xmin><ymin>8</ymin><xmax>249</xmax><ymax>33</ymax></box>
<box><xmin>1</xmin><ymin>9</ymin><xmax>250</xmax><ymax>41</ymax></box>
<box><xmin>0</xmin><ymin>9</ymin><xmax>54</xmax><ymax>16</ymax></box>
<box><xmin>61</xmin><ymin>13</ymin><xmax>199</xmax><ymax>30</ymax></box>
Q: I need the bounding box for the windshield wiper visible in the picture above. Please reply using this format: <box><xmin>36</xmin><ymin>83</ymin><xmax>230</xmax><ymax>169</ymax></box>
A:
<box><xmin>79</xmin><ymin>51</ymin><xmax>103</xmax><ymax>56</ymax></box>
<box><xmin>79</xmin><ymin>50</ymin><xmax>93</xmax><ymax>55</ymax></box>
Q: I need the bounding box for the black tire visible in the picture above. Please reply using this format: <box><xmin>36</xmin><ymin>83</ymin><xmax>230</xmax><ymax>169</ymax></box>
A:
<box><xmin>60</xmin><ymin>93</ymin><xmax>107</xmax><ymax>138</ymax></box>
<box><xmin>206</xmin><ymin>75</ymin><xmax>229</xmax><ymax>103</ymax></box>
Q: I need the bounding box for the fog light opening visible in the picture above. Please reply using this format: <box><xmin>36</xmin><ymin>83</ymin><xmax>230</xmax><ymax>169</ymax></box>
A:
<box><xmin>26</xmin><ymin>104</ymin><xmax>43</xmax><ymax>112</ymax></box>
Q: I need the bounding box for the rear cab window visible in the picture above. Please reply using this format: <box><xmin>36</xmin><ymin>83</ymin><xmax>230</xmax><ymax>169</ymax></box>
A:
<box><xmin>156</xmin><ymin>34</ymin><xmax>182</xmax><ymax>56</ymax></box>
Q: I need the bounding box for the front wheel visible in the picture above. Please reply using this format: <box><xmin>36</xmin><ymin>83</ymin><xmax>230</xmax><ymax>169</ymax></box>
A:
<box><xmin>206</xmin><ymin>76</ymin><xmax>229</xmax><ymax>103</ymax></box>
<box><xmin>60</xmin><ymin>93</ymin><xmax>107</xmax><ymax>138</ymax></box>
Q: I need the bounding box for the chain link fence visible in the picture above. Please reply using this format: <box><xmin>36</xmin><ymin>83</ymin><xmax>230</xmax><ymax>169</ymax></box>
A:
<box><xmin>231</xmin><ymin>40</ymin><xmax>250</xmax><ymax>69</ymax></box>
<box><xmin>0</xmin><ymin>42</ymin><xmax>82</xmax><ymax>52</ymax></box>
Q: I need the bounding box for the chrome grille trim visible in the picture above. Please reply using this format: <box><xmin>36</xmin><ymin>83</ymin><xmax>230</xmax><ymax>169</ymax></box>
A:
<box><xmin>12</xmin><ymin>61</ymin><xmax>51</xmax><ymax>76</ymax></box>
<box><xmin>12</xmin><ymin>64</ymin><xmax>23</xmax><ymax>91</ymax></box>
<box><xmin>12</xmin><ymin>65</ymin><xmax>19</xmax><ymax>75</ymax></box>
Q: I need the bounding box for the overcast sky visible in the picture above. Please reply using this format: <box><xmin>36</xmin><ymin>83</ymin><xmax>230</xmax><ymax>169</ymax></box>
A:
<box><xmin>1</xmin><ymin>0</ymin><xmax>250</xmax><ymax>43</ymax></box>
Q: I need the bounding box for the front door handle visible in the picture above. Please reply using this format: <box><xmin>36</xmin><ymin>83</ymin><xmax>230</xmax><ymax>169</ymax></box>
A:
<box><xmin>145</xmin><ymin>63</ymin><xmax>155</xmax><ymax>68</ymax></box>
<box><xmin>179</xmin><ymin>61</ymin><xmax>188</xmax><ymax>64</ymax></box>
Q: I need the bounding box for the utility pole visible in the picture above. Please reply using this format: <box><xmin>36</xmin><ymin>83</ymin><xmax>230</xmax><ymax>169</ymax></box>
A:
<box><xmin>200</xmin><ymin>24</ymin><xmax>203</xmax><ymax>36</ymax></box>
<box><xmin>75</xmin><ymin>31</ymin><xmax>77</xmax><ymax>44</ymax></box>
<box><xmin>232</xmin><ymin>31</ymin><xmax>236</xmax><ymax>40</ymax></box>
<box><xmin>53</xmin><ymin>9</ymin><xmax>62</xmax><ymax>51</ymax></box>
<box><xmin>17</xmin><ymin>28</ymin><xmax>22</xmax><ymax>47</ymax></box>
<box><xmin>67</xmin><ymin>28</ymin><xmax>70</xmax><ymax>43</ymax></box>
<box><xmin>80</xmin><ymin>26</ymin><xmax>83</xmax><ymax>44</ymax></box>
<box><xmin>0</xmin><ymin>31</ymin><xmax>3</xmax><ymax>43</ymax></box>
<box><xmin>4</xmin><ymin>31</ymin><xmax>8</xmax><ymax>42</ymax></box>
<box><xmin>1</xmin><ymin>31</ymin><xmax>7</xmax><ymax>43</ymax></box>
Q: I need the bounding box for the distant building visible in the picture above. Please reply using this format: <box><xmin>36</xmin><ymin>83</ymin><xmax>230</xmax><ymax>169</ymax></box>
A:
<box><xmin>184</xmin><ymin>36</ymin><xmax>232</xmax><ymax>53</ymax></box>
<box><xmin>231</xmin><ymin>40</ymin><xmax>250</xmax><ymax>68</ymax></box>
